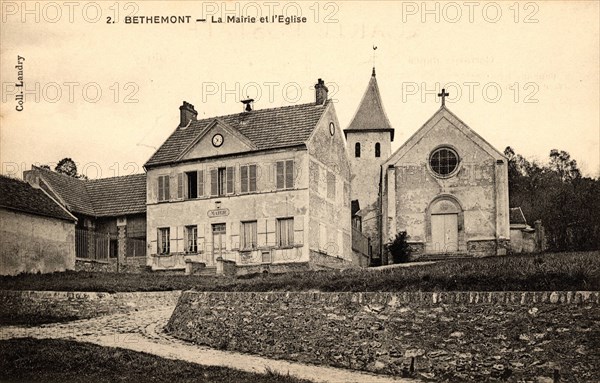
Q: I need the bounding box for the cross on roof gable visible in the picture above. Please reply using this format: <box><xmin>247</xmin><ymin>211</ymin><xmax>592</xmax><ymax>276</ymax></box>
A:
<box><xmin>384</xmin><ymin>106</ymin><xmax>506</xmax><ymax>166</ymax></box>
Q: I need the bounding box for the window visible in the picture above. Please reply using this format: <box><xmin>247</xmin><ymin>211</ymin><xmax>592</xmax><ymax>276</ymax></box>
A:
<box><xmin>158</xmin><ymin>227</ymin><xmax>170</xmax><ymax>254</ymax></box>
<box><xmin>276</xmin><ymin>160</ymin><xmax>294</xmax><ymax>189</ymax></box>
<box><xmin>185</xmin><ymin>171</ymin><xmax>198</xmax><ymax>199</ymax></box>
<box><xmin>158</xmin><ymin>175</ymin><xmax>170</xmax><ymax>202</ymax></box>
<box><xmin>355</xmin><ymin>142</ymin><xmax>361</xmax><ymax>158</ymax></box>
<box><xmin>326</xmin><ymin>171</ymin><xmax>336</xmax><ymax>199</ymax></box>
<box><xmin>185</xmin><ymin>225</ymin><xmax>197</xmax><ymax>253</ymax></box>
<box><xmin>429</xmin><ymin>147</ymin><xmax>459</xmax><ymax>176</ymax></box>
<box><xmin>210</xmin><ymin>167</ymin><xmax>234</xmax><ymax>196</ymax></box>
<box><xmin>277</xmin><ymin>218</ymin><xmax>294</xmax><ymax>247</ymax></box>
<box><xmin>375</xmin><ymin>143</ymin><xmax>381</xmax><ymax>158</ymax></box>
<box><xmin>241</xmin><ymin>164</ymin><xmax>257</xmax><ymax>193</ymax></box>
<box><xmin>241</xmin><ymin>221</ymin><xmax>257</xmax><ymax>249</ymax></box>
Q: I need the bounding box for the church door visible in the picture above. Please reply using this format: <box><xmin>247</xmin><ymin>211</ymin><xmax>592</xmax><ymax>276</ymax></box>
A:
<box><xmin>431</xmin><ymin>214</ymin><xmax>458</xmax><ymax>252</ymax></box>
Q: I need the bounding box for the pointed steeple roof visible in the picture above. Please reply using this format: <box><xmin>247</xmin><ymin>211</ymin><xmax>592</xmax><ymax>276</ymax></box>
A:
<box><xmin>344</xmin><ymin>68</ymin><xmax>394</xmax><ymax>141</ymax></box>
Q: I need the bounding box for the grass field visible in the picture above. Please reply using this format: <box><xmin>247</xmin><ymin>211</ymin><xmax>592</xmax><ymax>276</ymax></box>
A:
<box><xmin>1</xmin><ymin>251</ymin><xmax>598</xmax><ymax>293</ymax></box>
<box><xmin>0</xmin><ymin>338</ymin><xmax>311</xmax><ymax>383</ymax></box>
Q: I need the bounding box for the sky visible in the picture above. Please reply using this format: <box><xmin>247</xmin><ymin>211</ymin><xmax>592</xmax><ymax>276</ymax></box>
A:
<box><xmin>1</xmin><ymin>1</ymin><xmax>598</xmax><ymax>179</ymax></box>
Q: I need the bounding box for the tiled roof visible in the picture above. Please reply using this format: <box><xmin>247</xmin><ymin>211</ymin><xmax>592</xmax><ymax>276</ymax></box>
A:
<box><xmin>510</xmin><ymin>207</ymin><xmax>527</xmax><ymax>225</ymax></box>
<box><xmin>31</xmin><ymin>167</ymin><xmax>146</xmax><ymax>217</ymax></box>
<box><xmin>145</xmin><ymin>101</ymin><xmax>329</xmax><ymax>167</ymax></box>
<box><xmin>87</xmin><ymin>173</ymin><xmax>147</xmax><ymax>216</ymax></box>
<box><xmin>33</xmin><ymin>166</ymin><xmax>95</xmax><ymax>215</ymax></box>
<box><xmin>345</xmin><ymin>68</ymin><xmax>394</xmax><ymax>139</ymax></box>
<box><xmin>0</xmin><ymin>175</ymin><xmax>75</xmax><ymax>222</ymax></box>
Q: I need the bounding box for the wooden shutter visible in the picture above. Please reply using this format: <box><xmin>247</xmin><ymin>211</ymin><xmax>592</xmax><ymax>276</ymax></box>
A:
<box><xmin>276</xmin><ymin>161</ymin><xmax>284</xmax><ymax>189</ymax></box>
<box><xmin>230</xmin><ymin>221</ymin><xmax>240</xmax><ymax>250</ymax></box>
<box><xmin>197</xmin><ymin>223</ymin><xmax>205</xmax><ymax>253</ymax></box>
<box><xmin>267</xmin><ymin>219</ymin><xmax>276</xmax><ymax>247</ymax></box>
<box><xmin>285</xmin><ymin>160</ymin><xmax>294</xmax><ymax>188</ymax></box>
<box><xmin>158</xmin><ymin>176</ymin><xmax>164</xmax><ymax>201</ymax></box>
<box><xmin>226</xmin><ymin>166</ymin><xmax>235</xmax><ymax>194</ymax></box>
<box><xmin>177</xmin><ymin>174</ymin><xmax>183</xmax><ymax>199</ymax></box>
<box><xmin>210</xmin><ymin>169</ymin><xmax>218</xmax><ymax>196</ymax></box>
<box><xmin>249</xmin><ymin>165</ymin><xmax>257</xmax><ymax>192</ymax></box>
<box><xmin>257</xmin><ymin>218</ymin><xmax>268</xmax><ymax>247</ymax></box>
<box><xmin>241</xmin><ymin>165</ymin><xmax>248</xmax><ymax>193</ymax></box>
<box><xmin>294</xmin><ymin>216</ymin><xmax>304</xmax><ymax>245</ymax></box>
<box><xmin>197</xmin><ymin>170</ymin><xmax>204</xmax><ymax>197</ymax></box>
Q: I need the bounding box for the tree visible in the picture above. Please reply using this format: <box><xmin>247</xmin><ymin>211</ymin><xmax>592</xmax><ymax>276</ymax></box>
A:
<box><xmin>549</xmin><ymin>149</ymin><xmax>581</xmax><ymax>181</ymax></box>
<box><xmin>505</xmin><ymin>147</ymin><xmax>599</xmax><ymax>252</ymax></box>
<box><xmin>385</xmin><ymin>231</ymin><xmax>412</xmax><ymax>264</ymax></box>
<box><xmin>54</xmin><ymin>158</ymin><xmax>87</xmax><ymax>179</ymax></box>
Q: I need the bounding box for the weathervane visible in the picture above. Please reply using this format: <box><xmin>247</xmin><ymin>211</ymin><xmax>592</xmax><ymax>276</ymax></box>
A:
<box><xmin>372</xmin><ymin>45</ymin><xmax>377</xmax><ymax>75</ymax></box>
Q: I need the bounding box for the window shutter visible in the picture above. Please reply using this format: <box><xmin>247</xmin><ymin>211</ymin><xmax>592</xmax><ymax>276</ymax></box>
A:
<box><xmin>294</xmin><ymin>216</ymin><xmax>304</xmax><ymax>245</ymax></box>
<box><xmin>230</xmin><ymin>221</ymin><xmax>240</xmax><ymax>250</ymax></box>
<box><xmin>241</xmin><ymin>165</ymin><xmax>248</xmax><ymax>193</ymax></box>
<box><xmin>249</xmin><ymin>165</ymin><xmax>257</xmax><ymax>192</ymax></box>
<box><xmin>287</xmin><ymin>218</ymin><xmax>294</xmax><ymax>246</ymax></box>
<box><xmin>177</xmin><ymin>174</ymin><xmax>183</xmax><ymax>199</ymax></box>
<box><xmin>285</xmin><ymin>160</ymin><xmax>294</xmax><ymax>188</ymax></box>
<box><xmin>266</xmin><ymin>219</ymin><xmax>276</xmax><ymax>247</ymax></box>
<box><xmin>226</xmin><ymin>166</ymin><xmax>235</xmax><ymax>194</ymax></box>
<box><xmin>197</xmin><ymin>170</ymin><xmax>204</xmax><ymax>197</ymax></box>
<box><xmin>257</xmin><ymin>218</ymin><xmax>268</xmax><ymax>247</ymax></box>
<box><xmin>158</xmin><ymin>176</ymin><xmax>164</xmax><ymax>201</ymax></box>
<box><xmin>276</xmin><ymin>161</ymin><xmax>284</xmax><ymax>189</ymax></box>
<box><xmin>210</xmin><ymin>169</ymin><xmax>218</xmax><ymax>196</ymax></box>
<box><xmin>164</xmin><ymin>176</ymin><xmax>170</xmax><ymax>201</ymax></box>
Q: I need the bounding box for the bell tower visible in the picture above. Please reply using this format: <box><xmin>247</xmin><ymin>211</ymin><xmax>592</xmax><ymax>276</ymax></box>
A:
<box><xmin>344</xmin><ymin>68</ymin><xmax>394</xmax><ymax>259</ymax></box>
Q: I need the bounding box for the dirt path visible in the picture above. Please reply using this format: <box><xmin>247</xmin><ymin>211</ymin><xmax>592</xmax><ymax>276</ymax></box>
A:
<box><xmin>0</xmin><ymin>308</ymin><xmax>418</xmax><ymax>383</ymax></box>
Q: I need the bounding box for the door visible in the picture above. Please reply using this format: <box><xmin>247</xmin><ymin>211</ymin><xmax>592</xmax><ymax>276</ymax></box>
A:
<box><xmin>212</xmin><ymin>223</ymin><xmax>226</xmax><ymax>262</ymax></box>
<box><xmin>431</xmin><ymin>214</ymin><xmax>458</xmax><ymax>252</ymax></box>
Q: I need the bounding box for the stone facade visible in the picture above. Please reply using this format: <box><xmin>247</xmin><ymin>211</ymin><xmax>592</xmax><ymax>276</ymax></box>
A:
<box><xmin>0</xmin><ymin>208</ymin><xmax>75</xmax><ymax>275</ymax></box>
<box><xmin>381</xmin><ymin>107</ymin><xmax>510</xmax><ymax>263</ymax></box>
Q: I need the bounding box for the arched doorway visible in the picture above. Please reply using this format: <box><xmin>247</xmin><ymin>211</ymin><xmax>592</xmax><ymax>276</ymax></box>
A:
<box><xmin>427</xmin><ymin>196</ymin><xmax>463</xmax><ymax>253</ymax></box>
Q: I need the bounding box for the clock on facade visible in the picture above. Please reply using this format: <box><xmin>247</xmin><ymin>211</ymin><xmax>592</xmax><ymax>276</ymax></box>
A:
<box><xmin>212</xmin><ymin>133</ymin><xmax>224</xmax><ymax>147</ymax></box>
<box><xmin>329</xmin><ymin>122</ymin><xmax>335</xmax><ymax>136</ymax></box>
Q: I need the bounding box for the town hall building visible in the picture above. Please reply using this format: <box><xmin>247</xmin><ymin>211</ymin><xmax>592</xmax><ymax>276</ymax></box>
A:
<box><xmin>144</xmin><ymin>80</ymin><xmax>357</xmax><ymax>274</ymax></box>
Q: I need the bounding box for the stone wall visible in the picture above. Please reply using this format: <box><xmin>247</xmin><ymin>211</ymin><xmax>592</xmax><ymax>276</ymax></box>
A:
<box><xmin>167</xmin><ymin>291</ymin><xmax>599</xmax><ymax>382</ymax></box>
<box><xmin>0</xmin><ymin>290</ymin><xmax>181</xmax><ymax>322</ymax></box>
<box><xmin>75</xmin><ymin>257</ymin><xmax>147</xmax><ymax>273</ymax></box>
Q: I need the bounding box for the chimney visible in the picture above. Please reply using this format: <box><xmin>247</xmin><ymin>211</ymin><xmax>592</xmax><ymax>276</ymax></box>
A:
<box><xmin>179</xmin><ymin>101</ymin><xmax>198</xmax><ymax>127</ymax></box>
<box><xmin>315</xmin><ymin>78</ymin><xmax>328</xmax><ymax>105</ymax></box>
<box><xmin>241</xmin><ymin>98</ymin><xmax>254</xmax><ymax>112</ymax></box>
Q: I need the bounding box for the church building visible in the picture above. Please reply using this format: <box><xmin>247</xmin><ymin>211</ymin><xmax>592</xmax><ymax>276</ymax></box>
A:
<box><xmin>346</xmin><ymin>70</ymin><xmax>510</xmax><ymax>264</ymax></box>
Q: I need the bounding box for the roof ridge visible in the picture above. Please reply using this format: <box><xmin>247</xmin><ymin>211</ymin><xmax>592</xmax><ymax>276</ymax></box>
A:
<box><xmin>87</xmin><ymin>172</ymin><xmax>146</xmax><ymax>183</ymax></box>
<box><xmin>32</xmin><ymin>165</ymin><xmax>89</xmax><ymax>183</ymax></box>
<box><xmin>192</xmin><ymin>100</ymin><xmax>327</xmax><ymax>124</ymax></box>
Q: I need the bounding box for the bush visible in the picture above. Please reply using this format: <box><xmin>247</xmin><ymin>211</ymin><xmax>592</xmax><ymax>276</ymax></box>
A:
<box><xmin>386</xmin><ymin>231</ymin><xmax>412</xmax><ymax>264</ymax></box>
